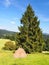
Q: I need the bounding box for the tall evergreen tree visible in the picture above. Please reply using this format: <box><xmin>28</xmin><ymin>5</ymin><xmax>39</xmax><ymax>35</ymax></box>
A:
<box><xmin>16</xmin><ymin>5</ymin><xmax>44</xmax><ymax>53</ymax></box>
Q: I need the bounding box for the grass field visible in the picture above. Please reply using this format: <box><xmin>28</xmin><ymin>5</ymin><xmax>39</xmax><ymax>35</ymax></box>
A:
<box><xmin>0</xmin><ymin>52</ymin><xmax>49</xmax><ymax>65</ymax></box>
<box><xmin>0</xmin><ymin>39</ymin><xmax>49</xmax><ymax>65</ymax></box>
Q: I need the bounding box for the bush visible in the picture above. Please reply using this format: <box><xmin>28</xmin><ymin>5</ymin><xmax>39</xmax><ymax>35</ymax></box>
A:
<box><xmin>3</xmin><ymin>41</ymin><xmax>16</xmax><ymax>50</ymax></box>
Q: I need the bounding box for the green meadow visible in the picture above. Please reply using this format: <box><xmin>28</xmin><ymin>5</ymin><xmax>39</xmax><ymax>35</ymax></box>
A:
<box><xmin>0</xmin><ymin>39</ymin><xmax>49</xmax><ymax>65</ymax></box>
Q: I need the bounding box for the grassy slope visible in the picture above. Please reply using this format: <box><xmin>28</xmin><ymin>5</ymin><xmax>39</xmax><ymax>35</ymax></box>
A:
<box><xmin>0</xmin><ymin>39</ymin><xmax>49</xmax><ymax>65</ymax></box>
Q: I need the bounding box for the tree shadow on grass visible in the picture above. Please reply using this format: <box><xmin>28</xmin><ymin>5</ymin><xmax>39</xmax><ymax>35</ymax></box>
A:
<box><xmin>12</xmin><ymin>63</ymin><xmax>25</xmax><ymax>65</ymax></box>
<box><xmin>43</xmin><ymin>53</ymin><xmax>49</xmax><ymax>55</ymax></box>
<box><xmin>12</xmin><ymin>64</ymin><xmax>17</xmax><ymax>65</ymax></box>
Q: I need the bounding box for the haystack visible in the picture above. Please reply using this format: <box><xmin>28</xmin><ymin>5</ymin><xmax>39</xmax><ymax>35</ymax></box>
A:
<box><xmin>13</xmin><ymin>48</ymin><xmax>27</xmax><ymax>58</ymax></box>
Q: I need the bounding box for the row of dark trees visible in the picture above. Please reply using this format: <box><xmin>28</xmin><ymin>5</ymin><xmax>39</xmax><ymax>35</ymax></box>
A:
<box><xmin>43</xmin><ymin>38</ymin><xmax>49</xmax><ymax>51</ymax></box>
<box><xmin>0</xmin><ymin>34</ymin><xmax>15</xmax><ymax>41</ymax></box>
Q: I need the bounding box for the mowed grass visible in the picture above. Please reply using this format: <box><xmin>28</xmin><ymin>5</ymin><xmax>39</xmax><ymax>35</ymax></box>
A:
<box><xmin>0</xmin><ymin>39</ymin><xmax>49</xmax><ymax>65</ymax></box>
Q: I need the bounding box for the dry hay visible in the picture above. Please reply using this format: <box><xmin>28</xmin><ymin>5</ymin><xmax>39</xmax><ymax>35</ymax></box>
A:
<box><xmin>13</xmin><ymin>48</ymin><xmax>27</xmax><ymax>58</ymax></box>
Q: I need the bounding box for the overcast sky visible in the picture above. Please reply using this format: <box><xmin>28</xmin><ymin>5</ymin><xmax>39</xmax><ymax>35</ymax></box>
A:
<box><xmin>0</xmin><ymin>0</ymin><xmax>49</xmax><ymax>34</ymax></box>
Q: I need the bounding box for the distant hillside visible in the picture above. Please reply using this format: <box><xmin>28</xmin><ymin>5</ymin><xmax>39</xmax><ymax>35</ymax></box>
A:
<box><xmin>0</xmin><ymin>29</ymin><xmax>49</xmax><ymax>41</ymax></box>
<box><xmin>0</xmin><ymin>29</ymin><xmax>16</xmax><ymax>38</ymax></box>
<box><xmin>43</xmin><ymin>33</ymin><xmax>49</xmax><ymax>40</ymax></box>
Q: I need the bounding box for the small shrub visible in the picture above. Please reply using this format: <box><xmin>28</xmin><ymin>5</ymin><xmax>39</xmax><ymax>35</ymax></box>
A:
<box><xmin>3</xmin><ymin>41</ymin><xmax>16</xmax><ymax>50</ymax></box>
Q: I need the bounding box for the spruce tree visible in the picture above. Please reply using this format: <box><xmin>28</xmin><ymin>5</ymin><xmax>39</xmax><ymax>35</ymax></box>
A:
<box><xmin>16</xmin><ymin>5</ymin><xmax>44</xmax><ymax>53</ymax></box>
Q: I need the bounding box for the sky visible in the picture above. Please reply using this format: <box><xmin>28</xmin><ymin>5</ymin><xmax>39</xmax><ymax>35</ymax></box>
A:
<box><xmin>0</xmin><ymin>0</ymin><xmax>49</xmax><ymax>34</ymax></box>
